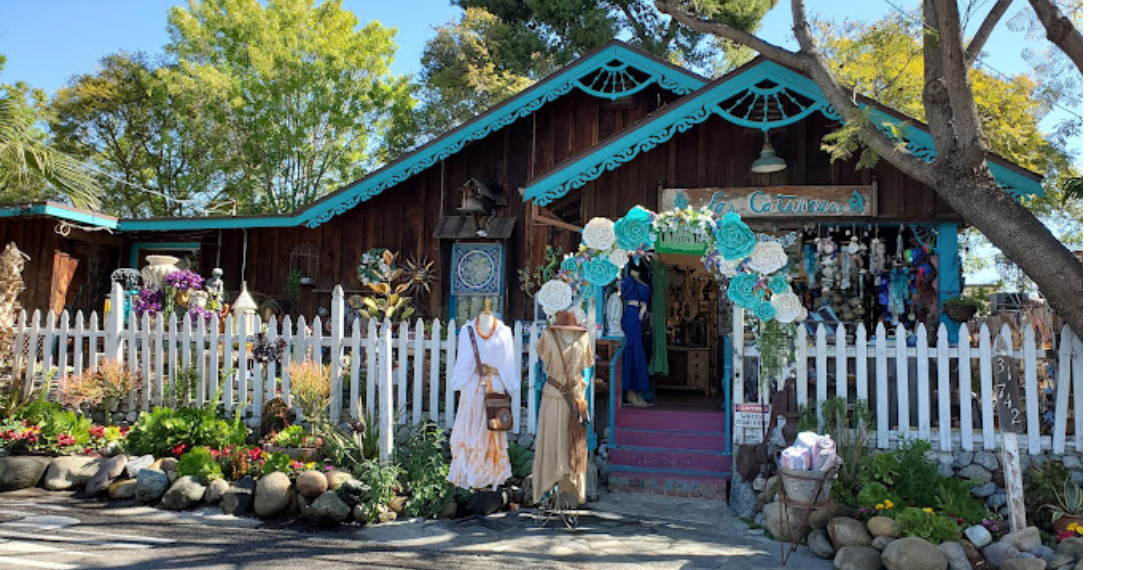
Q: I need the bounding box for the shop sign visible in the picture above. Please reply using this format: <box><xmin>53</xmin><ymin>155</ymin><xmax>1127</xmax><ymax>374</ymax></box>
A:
<box><xmin>663</xmin><ymin>186</ymin><xmax>876</xmax><ymax>218</ymax></box>
<box><xmin>992</xmin><ymin>334</ymin><xmax>1028</xmax><ymax>532</ymax></box>
<box><xmin>734</xmin><ymin>403</ymin><xmax>769</xmax><ymax>429</ymax></box>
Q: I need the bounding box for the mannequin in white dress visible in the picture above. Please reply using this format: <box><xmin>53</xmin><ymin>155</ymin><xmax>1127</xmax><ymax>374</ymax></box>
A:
<box><xmin>447</xmin><ymin>300</ymin><xmax>519</xmax><ymax>490</ymax></box>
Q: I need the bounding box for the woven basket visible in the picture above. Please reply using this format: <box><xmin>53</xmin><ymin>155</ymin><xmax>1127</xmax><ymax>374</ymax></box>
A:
<box><xmin>778</xmin><ymin>467</ymin><xmax>836</xmax><ymax>504</ymax></box>
<box><xmin>943</xmin><ymin>303</ymin><xmax>978</xmax><ymax>323</ymax></box>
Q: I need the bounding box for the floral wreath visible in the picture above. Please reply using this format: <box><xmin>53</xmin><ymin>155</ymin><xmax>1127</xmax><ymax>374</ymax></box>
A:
<box><xmin>358</xmin><ymin>248</ymin><xmax>397</xmax><ymax>286</ymax></box>
<box><xmin>536</xmin><ymin>205</ymin><xmax>808</xmax><ymax>328</ymax></box>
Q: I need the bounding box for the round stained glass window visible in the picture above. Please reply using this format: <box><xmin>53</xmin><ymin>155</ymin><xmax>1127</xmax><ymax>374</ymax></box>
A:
<box><xmin>456</xmin><ymin>249</ymin><xmax>496</xmax><ymax>291</ymax></box>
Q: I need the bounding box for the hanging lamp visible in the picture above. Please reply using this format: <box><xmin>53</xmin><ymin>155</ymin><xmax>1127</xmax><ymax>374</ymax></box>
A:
<box><xmin>751</xmin><ymin>130</ymin><xmax>787</xmax><ymax>173</ymax></box>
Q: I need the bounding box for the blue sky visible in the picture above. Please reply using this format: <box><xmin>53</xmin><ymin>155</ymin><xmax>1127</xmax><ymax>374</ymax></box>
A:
<box><xmin>0</xmin><ymin>1</ymin><xmax>1080</xmax><ymax>286</ymax></box>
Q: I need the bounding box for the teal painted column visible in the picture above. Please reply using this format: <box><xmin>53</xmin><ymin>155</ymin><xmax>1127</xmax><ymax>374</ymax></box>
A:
<box><xmin>936</xmin><ymin>223</ymin><xmax>962</xmax><ymax>343</ymax></box>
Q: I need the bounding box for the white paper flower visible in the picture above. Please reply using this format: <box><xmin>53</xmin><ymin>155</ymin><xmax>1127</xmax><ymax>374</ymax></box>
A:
<box><xmin>537</xmin><ymin>279</ymin><xmax>574</xmax><ymax>316</ymax></box>
<box><xmin>797</xmin><ymin>307</ymin><xmax>809</xmax><ymax>322</ymax></box>
<box><xmin>582</xmin><ymin>217</ymin><xmax>617</xmax><ymax>251</ymax></box>
<box><xmin>748</xmin><ymin>241</ymin><xmax>789</xmax><ymax>275</ymax></box>
<box><xmin>718</xmin><ymin>259</ymin><xmax>739</xmax><ymax>279</ymax></box>
<box><xmin>772</xmin><ymin>292</ymin><xmax>802</xmax><ymax>324</ymax></box>
<box><xmin>608</xmin><ymin>248</ymin><xmax>630</xmax><ymax>269</ymax></box>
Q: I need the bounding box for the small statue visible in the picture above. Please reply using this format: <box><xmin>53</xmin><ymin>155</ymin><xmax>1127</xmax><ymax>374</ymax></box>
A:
<box><xmin>205</xmin><ymin>268</ymin><xmax>226</xmax><ymax>306</ymax></box>
<box><xmin>605</xmin><ymin>291</ymin><xmax>624</xmax><ymax>337</ymax></box>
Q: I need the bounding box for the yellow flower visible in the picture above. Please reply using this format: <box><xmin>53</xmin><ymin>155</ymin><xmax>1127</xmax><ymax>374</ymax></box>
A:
<box><xmin>1067</xmin><ymin>522</ymin><xmax>1078</xmax><ymax>531</ymax></box>
<box><xmin>875</xmin><ymin>503</ymin><xmax>885</xmax><ymax>510</ymax></box>
<box><xmin>1076</xmin><ymin>526</ymin><xmax>1083</xmax><ymax>535</ymax></box>
<box><xmin>884</xmin><ymin>499</ymin><xmax>894</xmax><ymax>508</ymax></box>
<box><xmin>923</xmin><ymin>507</ymin><xmax>934</xmax><ymax>514</ymax></box>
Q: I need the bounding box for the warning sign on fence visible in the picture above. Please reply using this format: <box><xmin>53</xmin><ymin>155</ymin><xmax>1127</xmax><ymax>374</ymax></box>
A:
<box><xmin>734</xmin><ymin>403</ymin><xmax>769</xmax><ymax>429</ymax></box>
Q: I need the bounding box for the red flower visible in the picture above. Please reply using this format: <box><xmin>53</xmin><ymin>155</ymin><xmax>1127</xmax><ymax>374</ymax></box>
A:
<box><xmin>246</xmin><ymin>447</ymin><xmax>264</xmax><ymax>462</ymax></box>
<box><xmin>119</xmin><ymin>425</ymin><xmax>130</xmax><ymax>435</ymax></box>
<box><xmin>88</xmin><ymin>425</ymin><xmax>105</xmax><ymax>439</ymax></box>
<box><xmin>209</xmin><ymin>448</ymin><xmax>221</xmax><ymax>459</ymax></box>
<box><xmin>56</xmin><ymin>434</ymin><xmax>76</xmax><ymax>447</ymax></box>
<box><xmin>172</xmin><ymin>444</ymin><xmax>188</xmax><ymax>457</ymax></box>
<box><xmin>290</xmin><ymin>461</ymin><xmax>303</xmax><ymax>471</ymax></box>
<box><xmin>0</xmin><ymin>430</ymin><xmax>14</xmax><ymax>440</ymax></box>
<box><xmin>1057</xmin><ymin>529</ymin><xmax>1076</xmax><ymax>541</ymax></box>
<box><xmin>83</xmin><ymin>448</ymin><xmax>92</xmax><ymax>455</ymax></box>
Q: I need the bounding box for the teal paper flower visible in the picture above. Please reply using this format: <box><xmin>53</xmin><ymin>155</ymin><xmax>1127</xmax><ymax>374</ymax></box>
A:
<box><xmin>582</xmin><ymin>257</ymin><xmax>620</xmax><ymax>286</ymax></box>
<box><xmin>727</xmin><ymin>273</ymin><xmax>764</xmax><ymax>310</ymax></box>
<box><xmin>714</xmin><ymin>212</ymin><xmax>756</xmax><ymax>260</ymax></box>
<box><xmin>560</xmin><ymin>257</ymin><xmax>580</xmax><ymax>274</ymax></box>
<box><xmin>615</xmin><ymin>208</ymin><xmax>655</xmax><ymax>251</ymax></box>
<box><xmin>753</xmin><ymin>301</ymin><xmax>777</xmax><ymax>322</ymax></box>
<box><xmin>767</xmin><ymin>274</ymin><xmax>789</xmax><ymax>295</ymax></box>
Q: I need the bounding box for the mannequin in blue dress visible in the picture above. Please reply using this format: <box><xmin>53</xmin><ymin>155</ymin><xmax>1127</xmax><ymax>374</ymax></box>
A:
<box><xmin>620</xmin><ymin>260</ymin><xmax>652</xmax><ymax>407</ymax></box>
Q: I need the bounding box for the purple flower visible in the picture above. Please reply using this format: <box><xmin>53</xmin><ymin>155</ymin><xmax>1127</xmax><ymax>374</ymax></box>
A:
<box><xmin>135</xmin><ymin>287</ymin><xmax>165</xmax><ymax>317</ymax></box>
<box><xmin>187</xmin><ymin>305</ymin><xmax>214</xmax><ymax>325</ymax></box>
<box><xmin>165</xmin><ymin>270</ymin><xmax>204</xmax><ymax>291</ymax></box>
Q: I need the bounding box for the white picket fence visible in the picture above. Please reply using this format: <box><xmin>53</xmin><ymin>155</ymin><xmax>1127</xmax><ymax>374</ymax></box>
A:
<box><xmin>736</xmin><ymin>311</ymin><xmax>1082</xmax><ymax>457</ymax></box>
<box><xmin>10</xmin><ymin>284</ymin><xmax>546</xmax><ymax>460</ymax></box>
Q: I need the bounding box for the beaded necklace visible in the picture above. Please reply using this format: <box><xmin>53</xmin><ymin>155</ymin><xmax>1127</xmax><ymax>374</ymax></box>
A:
<box><xmin>475</xmin><ymin>316</ymin><xmax>497</xmax><ymax>340</ymax></box>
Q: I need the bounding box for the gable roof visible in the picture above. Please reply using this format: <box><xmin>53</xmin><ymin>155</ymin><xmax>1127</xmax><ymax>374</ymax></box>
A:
<box><xmin>521</xmin><ymin>58</ymin><xmax>1043</xmax><ymax>207</ymax></box>
<box><xmin>98</xmin><ymin>41</ymin><xmax>705</xmax><ymax>233</ymax></box>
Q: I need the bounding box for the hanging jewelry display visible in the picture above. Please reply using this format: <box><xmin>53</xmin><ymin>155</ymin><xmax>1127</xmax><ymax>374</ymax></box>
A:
<box><xmin>870</xmin><ymin>236</ymin><xmax>886</xmax><ymax>274</ymax></box>
<box><xmin>840</xmin><ymin>247</ymin><xmax>853</xmax><ymax>291</ymax></box>
<box><xmin>803</xmin><ymin>242</ymin><xmax>818</xmax><ymax>288</ymax></box>
<box><xmin>889</xmin><ymin>269</ymin><xmax>908</xmax><ymax>325</ymax></box>
<box><xmin>819</xmin><ymin>236</ymin><xmax>838</xmax><ymax>292</ymax></box>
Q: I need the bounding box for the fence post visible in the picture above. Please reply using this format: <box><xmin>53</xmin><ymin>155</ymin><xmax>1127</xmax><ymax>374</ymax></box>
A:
<box><xmin>329</xmin><ymin>286</ymin><xmax>345</xmax><ymax>423</ymax></box>
<box><xmin>381</xmin><ymin>319</ymin><xmax>394</xmax><ymax>461</ymax></box>
<box><xmin>835</xmin><ymin>323</ymin><xmax>848</xmax><ymax>402</ymax></box>
<box><xmin>366</xmin><ymin>319</ymin><xmax>378</xmax><ymax>420</ymax></box>
<box><xmin>815</xmin><ymin>324</ymin><xmax>827</xmax><ymax>426</ymax></box>
<box><xmin>1072</xmin><ymin>332</ymin><xmax>1083</xmax><ymax>453</ymax></box>
<box><xmin>430</xmin><ymin>318</ymin><xmax>441</xmax><ymax>424</ymax></box>
<box><xmin>445</xmin><ymin>320</ymin><xmax>457</xmax><ymax>428</ymax></box>
<box><xmin>1021</xmin><ymin>325</ymin><xmax>1041</xmax><ymax>455</ymax></box>
<box><xmin>875</xmin><ymin>322</ymin><xmax>889</xmax><ymax>449</ymax></box>
<box><xmin>856</xmin><ymin>323</ymin><xmax>868</xmax><ymax>403</ymax></box>
<box><xmin>937</xmin><ymin>324</ymin><xmax>952</xmax><ymax>451</ymax></box>
<box><xmin>1053</xmin><ymin>326</ymin><xmax>1072</xmax><ymax>455</ymax></box>
<box><xmin>109</xmin><ymin>282</ymin><xmax>125</xmax><ymax>362</ymax></box>
<box><xmin>916</xmin><ymin>323</ymin><xmax>930</xmax><ymax>441</ymax></box>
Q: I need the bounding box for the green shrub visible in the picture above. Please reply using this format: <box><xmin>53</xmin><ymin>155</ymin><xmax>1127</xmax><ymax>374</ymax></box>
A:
<box><xmin>356</xmin><ymin>458</ymin><xmax>404</xmax><ymax>522</ymax></box>
<box><xmin>857</xmin><ymin>481</ymin><xmax>902</xmax><ymax>512</ymax></box>
<box><xmin>123</xmin><ymin>405</ymin><xmax>248</xmax><ymax>457</ymax></box>
<box><xmin>1025</xmin><ymin>460</ymin><xmax>1070</xmax><ymax>529</ymax></box>
<box><xmin>260</xmin><ymin>451</ymin><xmax>294</xmax><ymax>476</ymax></box>
<box><xmin>934</xmin><ymin>478</ymin><xmax>992</xmax><ymax>525</ymax></box>
<box><xmin>896</xmin><ymin>507</ymin><xmax>962</xmax><ymax>543</ymax></box>
<box><xmin>395</xmin><ymin>420</ymin><xmax>453</xmax><ymax>518</ymax></box>
<box><xmin>177</xmin><ymin>447</ymin><xmax>223</xmax><ymax>481</ymax></box>
<box><xmin>273</xmin><ymin>425</ymin><xmax>307</xmax><ymax>448</ymax></box>
<box><xmin>890</xmin><ymin>439</ymin><xmax>942</xmax><ymax>508</ymax></box>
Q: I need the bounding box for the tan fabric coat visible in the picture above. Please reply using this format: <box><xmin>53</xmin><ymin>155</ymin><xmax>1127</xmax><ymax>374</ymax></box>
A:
<box><xmin>533</xmin><ymin>328</ymin><xmax>593</xmax><ymax>505</ymax></box>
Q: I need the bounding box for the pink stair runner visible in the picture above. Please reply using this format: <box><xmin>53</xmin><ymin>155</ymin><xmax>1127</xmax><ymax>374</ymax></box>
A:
<box><xmin>606</xmin><ymin>408</ymin><xmax>730</xmax><ymax>500</ymax></box>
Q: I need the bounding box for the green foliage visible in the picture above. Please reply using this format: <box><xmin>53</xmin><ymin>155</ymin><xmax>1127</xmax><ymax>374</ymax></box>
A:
<box><xmin>864</xmin><ymin>452</ymin><xmax>900</xmax><ymax>488</ymax></box>
<box><xmin>890</xmin><ymin>438</ymin><xmax>942</xmax><ymax>508</ymax></box>
<box><xmin>896</xmin><ymin>507</ymin><xmax>962</xmax><ymax>543</ymax></box>
<box><xmin>1041</xmin><ymin>475</ymin><xmax>1082</xmax><ymax>522</ymax></box>
<box><xmin>173</xmin><ymin>368</ymin><xmax>200</xmax><ymax>407</ymax></box>
<box><xmin>260</xmin><ymin>451</ymin><xmax>294</xmax><ymax>476</ymax></box>
<box><xmin>856</xmin><ymin>482</ymin><xmax>901</xmax><ymax>512</ymax></box>
<box><xmin>177</xmin><ymin>446</ymin><xmax>223</xmax><ymax>481</ymax></box>
<box><xmin>273</xmin><ymin>425</ymin><xmax>308</xmax><ymax>448</ymax></box>
<box><xmin>943</xmin><ymin>294</ymin><xmax>988</xmax><ymax>316</ymax></box>
<box><xmin>796</xmin><ymin>403</ymin><xmax>819</xmax><ymax>433</ymax></box>
<box><xmin>934</xmin><ymin>478</ymin><xmax>991</xmax><ymax>525</ymax></box>
<box><xmin>394</xmin><ymin>420</ymin><xmax>453</xmax><ymax>518</ymax></box>
<box><xmin>355</xmin><ymin>458</ymin><xmax>404</xmax><ymax>523</ymax></box>
<box><xmin>318</xmin><ymin>400</ymin><xmax>383</xmax><ymax>469</ymax></box>
<box><xmin>507</xmin><ymin>442</ymin><xmax>533</xmax><ymax>487</ymax></box>
<box><xmin>1025</xmin><ymin>460</ymin><xmax>1071</xmax><ymax>528</ymax></box>
<box><xmin>123</xmin><ymin>405</ymin><xmax>248</xmax><ymax>457</ymax></box>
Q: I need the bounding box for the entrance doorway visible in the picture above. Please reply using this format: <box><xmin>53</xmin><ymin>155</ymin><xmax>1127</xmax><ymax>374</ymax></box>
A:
<box><xmin>653</xmin><ymin>252</ymin><xmax>723</xmax><ymax>410</ymax></box>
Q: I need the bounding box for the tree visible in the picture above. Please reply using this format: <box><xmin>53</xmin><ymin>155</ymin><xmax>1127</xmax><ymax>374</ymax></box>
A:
<box><xmin>162</xmin><ymin>0</ymin><xmax>416</xmax><ymax>213</ymax></box>
<box><xmin>51</xmin><ymin>53</ymin><xmax>230</xmax><ymax>218</ymax></box>
<box><xmin>655</xmin><ymin>0</ymin><xmax>1084</xmax><ymax>336</ymax></box>
<box><xmin>0</xmin><ymin>54</ymin><xmax>102</xmax><ymax>209</ymax></box>
<box><xmin>414</xmin><ymin>1</ymin><xmax>776</xmax><ymax>137</ymax></box>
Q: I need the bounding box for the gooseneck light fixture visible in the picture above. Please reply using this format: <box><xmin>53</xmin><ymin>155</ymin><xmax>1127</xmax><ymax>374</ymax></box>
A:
<box><xmin>751</xmin><ymin>130</ymin><xmax>787</xmax><ymax>174</ymax></box>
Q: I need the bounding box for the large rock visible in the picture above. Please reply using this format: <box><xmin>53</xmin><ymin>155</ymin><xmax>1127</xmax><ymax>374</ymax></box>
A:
<box><xmin>764</xmin><ymin>499</ymin><xmax>808</xmax><ymax>541</ymax></box>
<box><xmin>325</xmin><ymin>470</ymin><xmax>352</xmax><ymax>491</ymax></box>
<box><xmin>222</xmin><ymin>477</ymin><xmax>256</xmax><ymax>516</ymax></box>
<box><xmin>953</xmin><ymin>452</ymin><xmax>973</xmax><ymax>468</ymax></box>
<box><xmin>86</xmin><ymin>454</ymin><xmax>128</xmax><ymax>496</ymax></box>
<box><xmin>882</xmin><ymin>537</ymin><xmax>947</xmax><ymax>570</ymax></box>
<box><xmin>872</xmin><ymin>536</ymin><xmax>897</xmax><ymax>551</ymax></box>
<box><xmin>808</xmin><ymin>529</ymin><xmax>836</xmax><ymax>559</ymax></box>
<box><xmin>204</xmin><ymin>478</ymin><xmax>229</xmax><ymax>505</ymax></box>
<box><xmin>988</xmin><ymin>491</ymin><xmax>1009</xmax><ymax>508</ymax></box>
<box><xmin>135</xmin><ymin>468</ymin><xmax>170</xmax><ymax>503</ymax></box>
<box><xmin>125</xmin><ymin>455</ymin><xmax>154</xmax><ymax>478</ymax></box>
<box><xmin>1029</xmin><ymin>545</ymin><xmax>1055</xmax><ymax>559</ymax></box>
<box><xmin>254</xmin><ymin>471</ymin><xmax>293</xmax><ymax>518</ymax></box>
<box><xmin>734</xmin><ymin>443</ymin><xmax>764</xmax><ymax>482</ymax></box>
<box><xmin>971</xmin><ymin>482</ymin><xmax>997</xmax><ymax>498</ymax></box>
<box><xmin>43</xmin><ymin>456</ymin><xmax>103</xmax><ymax>490</ymax></box>
<box><xmin>868</xmin><ymin>516</ymin><xmax>902</xmax><ymax>538</ymax></box>
<box><xmin>983</xmin><ymin>542</ymin><xmax>1022</xmax><ymax>568</ymax></box>
<box><xmin>939</xmin><ymin>541</ymin><xmax>971</xmax><ymax>570</ymax></box>
<box><xmin>834</xmin><ymin>546</ymin><xmax>884</xmax><ymax>570</ymax></box>
<box><xmin>296</xmin><ymin>470</ymin><xmax>328</xmax><ymax>499</ymax></box>
<box><xmin>108</xmin><ymin>478</ymin><xmax>137</xmax><ymax>500</ymax></box>
<box><xmin>1055</xmin><ymin>537</ymin><xmax>1082</xmax><ymax>559</ymax></box>
<box><xmin>1045</xmin><ymin>553</ymin><xmax>1075</xmax><ymax>570</ymax></box>
<box><xmin>1001</xmin><ymin>558</ymin><xmax>1047</xmax><ymax>570</ymax></box>
<box><xmin>465</xmin><ymin>489</ymin><xmax>507</xmax><ymax>515</ymax></box>
<box><xmin>306</xmin><ymin>491</ymin><xmax>351</xmax><ymax>524</ymax></box>
<box><xmin>1001</xmin><ymin>527</ymin><xmax>1043</xmax><ymax>551</ymax></box>
<box><xmin>161</xmin><ymin>476</ymin><xmax>206</xmax><ymax>510</ymax></box>
<box><xmin>0</xmin><ymin>453</ymin><xmax>51</xmax><ymax>490</ymax></box>
<box><xmin>965</xmin><ymin>524</ymin><xmax>994</xmax><ymax>548</ymax></box>
<box><xmin>335</xmin><ymin>477</ymin><xmax>367</xmax><ymax>507</ymax></box>
<box><xmin>973</xmin><ymin>452</ymin><xmax>999</xmax><ymax>471</ymax></box>
<box><xmin>832</xmin><ymin>516</ymin><xmax>874</xmax><ymax>548</ymax></box>
<box><xmin>957</xmin><ymin>464</ymin><xmax>992</xmax><ymax>482</ymax></box>
<box><xmin>387</xmin><ymin>496</ymin><xmax>407</xmax><ymax>516</ymax></box>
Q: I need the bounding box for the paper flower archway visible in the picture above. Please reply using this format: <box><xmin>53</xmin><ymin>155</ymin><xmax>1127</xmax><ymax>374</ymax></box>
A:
<box><xmin>536</xmin><ymin>205</ymin><xmax>808</xmax><ymax>326</ymax></box>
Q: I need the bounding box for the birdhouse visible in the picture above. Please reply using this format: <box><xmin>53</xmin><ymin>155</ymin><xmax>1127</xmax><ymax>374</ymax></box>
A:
<box><xmin>232</xmin><ymin>282</ymin><xmax>259</xmax><ymax>333</ymax></box>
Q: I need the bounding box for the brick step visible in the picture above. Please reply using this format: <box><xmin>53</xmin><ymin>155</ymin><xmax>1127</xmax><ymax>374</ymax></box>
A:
<box><xmin>608</xmin><ymin>446</ymin><xmax>731</xmax><ymax>473</ymax></box>
<box><xmin>616</xmin><ymin>408</ymin><xmax>725</xmax><ymax>432</ymax></box>
<box><xmin>606</xmin><ymin>468</ymin><xmax>729</xmax><ymax>500</ymax></box>
<box><xmin>615</xmin><ymin>428</ymin><xmax>726</xmax><ymax>452</ymax></box>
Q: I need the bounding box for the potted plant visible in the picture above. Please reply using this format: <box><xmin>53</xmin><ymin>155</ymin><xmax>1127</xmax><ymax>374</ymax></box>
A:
<box><xmin>263</xmin><ymin>424</ymin><xmax>322</xmax><ymax>462</ymax></box>
<box><xmin>942</xmin><ymin>295</ymin><xmax>986</xmax><ymax>323</ymax></box>
<box><xmin>1042</xmin><ymin>475</ymin><xmax>1082</xmax><ymax>532</ymax></box>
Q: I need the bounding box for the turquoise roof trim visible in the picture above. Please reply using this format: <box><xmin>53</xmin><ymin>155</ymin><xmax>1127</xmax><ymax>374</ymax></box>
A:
<box><xmin>297</xmin><ymin>43</ymin><xmax>705</xmax><ymax>229</ymax></box>
<box><xmin>522</xmin><ymin>60</ymin><xmax>1043</xmax><ymax>206</ymax></box>
<box><xmin>0</xmin><ymin>203</ymin><xmax>120</xmax><ymax>229</ymax></box>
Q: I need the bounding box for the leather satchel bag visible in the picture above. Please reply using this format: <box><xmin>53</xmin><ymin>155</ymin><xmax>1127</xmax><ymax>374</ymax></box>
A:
<box><xmin>468</xmin><ymin>327</ymin><xmax>513</xmax><ymax>432</ymax></box>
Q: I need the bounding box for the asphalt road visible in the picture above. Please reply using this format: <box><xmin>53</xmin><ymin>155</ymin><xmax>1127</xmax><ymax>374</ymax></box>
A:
<box><xmin>0</xmin><ymin>488</ymin><xmax>833</xmax><ymax>570</ymax></box>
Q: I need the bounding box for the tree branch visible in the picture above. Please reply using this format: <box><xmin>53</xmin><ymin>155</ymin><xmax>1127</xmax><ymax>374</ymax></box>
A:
<box><xmin>931</xmin><ymin>0</ymin><xmax>988</xmax><ymax>166</ymax></box>
<box><xmin>963</xmin><ymin>0</ymin><xmax>1013</xmax><ymax>66</ymax></box>
<box><xmin>653</xmin><ymin>0</ymin><xmax>806</xmax><ymax>72</ymax></box>
<box><xmin>1026</xmin><ymin>0</ymin><xmax>1083</xmax><ymax>74</ymax></box>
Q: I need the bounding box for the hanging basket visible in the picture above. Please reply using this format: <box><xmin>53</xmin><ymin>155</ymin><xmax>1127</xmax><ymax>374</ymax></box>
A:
<box><xmin>943</xmin><ymin>302</ymin><xmax>978</xmax><ymax>323</ymax></box>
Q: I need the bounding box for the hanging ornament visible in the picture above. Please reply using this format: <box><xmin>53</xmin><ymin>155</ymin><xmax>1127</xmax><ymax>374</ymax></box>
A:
<box><xmin>803</xmin><ymin>242</ymin><xmax>819</xmax><ymax>288</ymax></box>
<box><xmin>840</xmin><ymin>248</ymin><xmax>852</xmax><ymax>291</ymax></box>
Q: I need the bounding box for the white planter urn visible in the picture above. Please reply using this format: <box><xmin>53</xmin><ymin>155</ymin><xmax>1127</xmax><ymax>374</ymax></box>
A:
<box><xmin>141</xmin><ymin>255</ymin><xmax>180</xmax><ymax>289</ymax></box>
